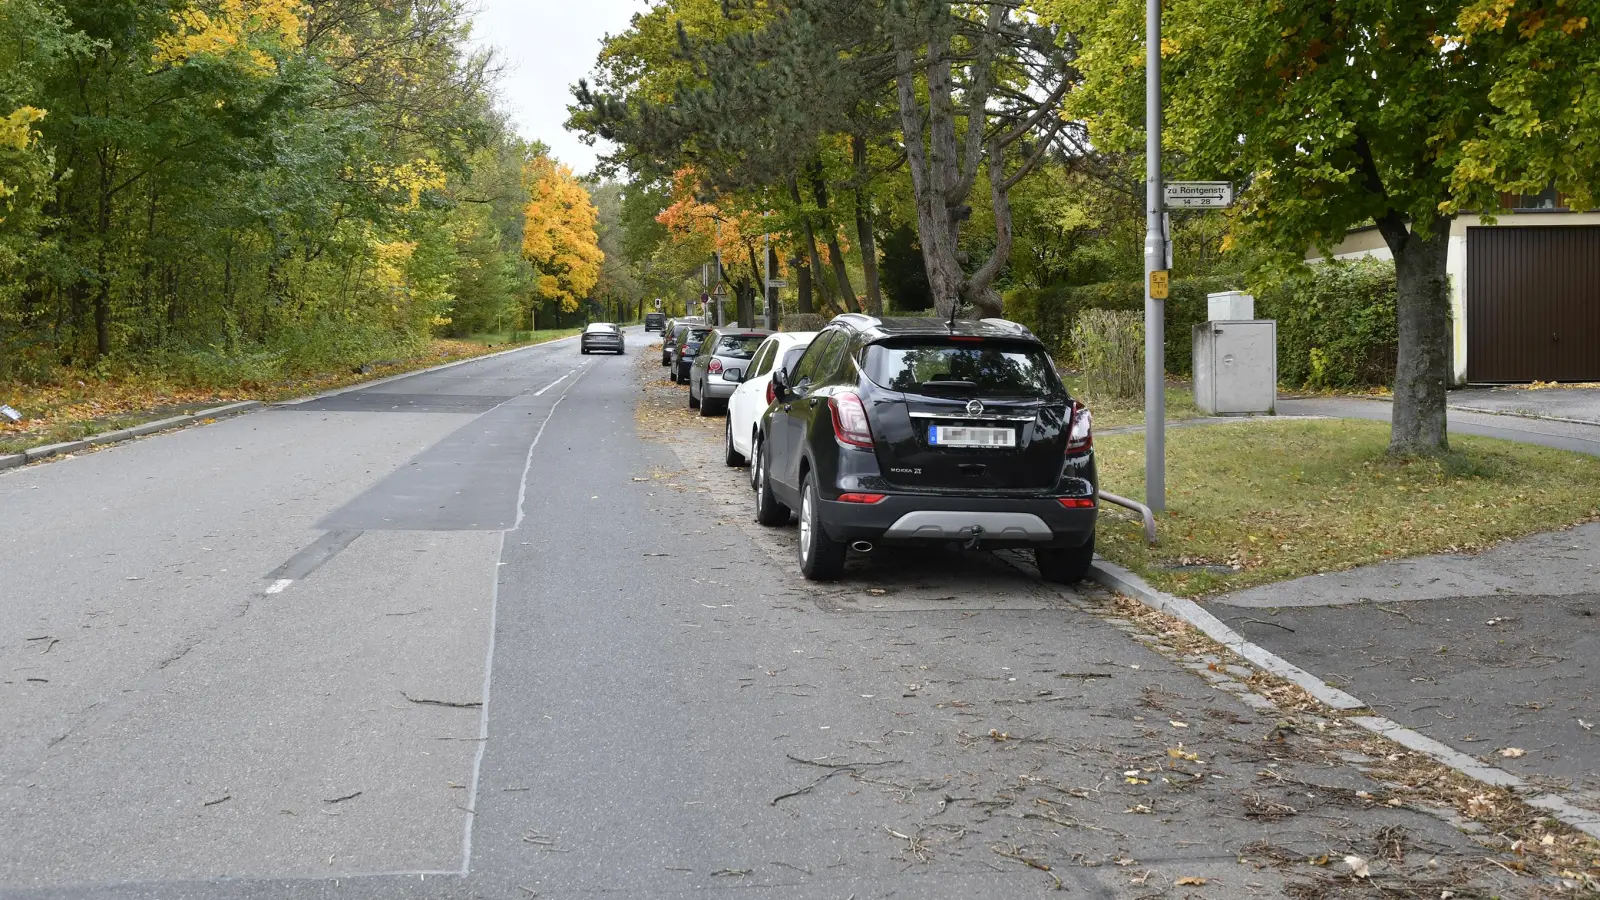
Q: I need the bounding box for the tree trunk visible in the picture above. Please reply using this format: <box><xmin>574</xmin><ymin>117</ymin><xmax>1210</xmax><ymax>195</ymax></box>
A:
<box><xmin>794</xmin><ymin>255</ymin><xmax>813</xmax><ymax>314</ymax></box>
<box><xmin>852</xmin><ymin>137</ymin><xmax>883</xmax><ymax>316</ymax></box>
<box><xmin>790</xmin><ymin>176</ymin><xmax>841</xmax><ymax>316</ymax></box>
<box><xmin>809</xmin><ymin>161</ymin><xmax>859</xmax><ymax>312</ymax></box>
<box><xmin>1378</xmin><ymin>213</ymin><xmax>1453</xmax><ymax>455</ymax></box>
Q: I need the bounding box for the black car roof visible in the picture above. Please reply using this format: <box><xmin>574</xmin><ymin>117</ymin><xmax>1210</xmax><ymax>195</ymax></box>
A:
<box><xmin>825</xmin><ymin>314</ymin><xmax>1039</xmax><ymax>343</ymax></box>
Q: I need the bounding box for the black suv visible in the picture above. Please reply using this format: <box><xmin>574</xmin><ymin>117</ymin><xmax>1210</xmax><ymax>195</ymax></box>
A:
<box><xmin>753</xmin><ymin>315</ymin><xmax>1097</xmax><ymax>583</ymax></box>
<box><xmin>644</xmin><ymin>312</ymin><xmax>666</xmax><ymax>332</ymax></box>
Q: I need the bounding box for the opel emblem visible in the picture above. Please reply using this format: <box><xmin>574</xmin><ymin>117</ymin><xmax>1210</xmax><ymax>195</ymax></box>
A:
<box><xmin>966</xmin><ymin>399</ymin><xmax>985</xmax><ymax>416</ymax></box>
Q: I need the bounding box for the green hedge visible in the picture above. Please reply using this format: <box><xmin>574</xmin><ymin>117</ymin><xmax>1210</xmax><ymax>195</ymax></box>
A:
<box><xmin>1005</xmin><ymin>258</ymin><xmax>1397</xmax><ymax>388</ymax></box>
<box><xmin>1007</xmin><ymin>276</ymin><xmax>1239</xmax><ymax>376</ymax></box>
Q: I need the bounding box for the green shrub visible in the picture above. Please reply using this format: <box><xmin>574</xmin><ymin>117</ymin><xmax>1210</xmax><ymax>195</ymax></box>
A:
<box><xmin>1257</xmin><ymin>258</ymin><xmax>1397</xmax><ymax>389</ymax></box>
<box><xmin>1071</xmin><ymin>310</ymin><xmax>1144</xmax><ymax>403</ymax></box>
<box><xmin>1012</xmin><ymin>258</ymin><xmax>1397</xmax><ymax>389</ymax></box>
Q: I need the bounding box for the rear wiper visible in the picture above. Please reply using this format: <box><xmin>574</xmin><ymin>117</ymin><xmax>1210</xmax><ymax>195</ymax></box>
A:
<box><xmin>918</xmin><ymin>380</ymin><xmax>978</xmax><ymax>392</ymax></box>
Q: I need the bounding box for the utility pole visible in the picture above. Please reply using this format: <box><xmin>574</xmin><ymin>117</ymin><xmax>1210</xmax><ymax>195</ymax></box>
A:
<box><xmin>1143</xmin><ymin>0</ymin><xmax>1168</xmax><ymax>512</ymax></box>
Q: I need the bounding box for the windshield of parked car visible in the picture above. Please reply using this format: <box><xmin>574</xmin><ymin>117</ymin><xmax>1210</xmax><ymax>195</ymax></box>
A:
<box><xmin>863</xmin><ymin>340</ymin><xmax>1064</xmax><ymax>399</ymax></box>
<box><xmin>715</xmin><ymin>335</ymin><xmax>766</xmax><ymax>359</ymax></box>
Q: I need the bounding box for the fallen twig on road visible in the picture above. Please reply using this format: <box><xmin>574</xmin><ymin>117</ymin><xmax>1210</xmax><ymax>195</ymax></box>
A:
<box><xmin>323</xmin><ymin>791</ymin><xmax>362</xmax><ymax>804</ymax></box>
<box><xmin>400</xmin><ymin>691</ymin><xmax>481</xmax><ymax>709</ymax></box>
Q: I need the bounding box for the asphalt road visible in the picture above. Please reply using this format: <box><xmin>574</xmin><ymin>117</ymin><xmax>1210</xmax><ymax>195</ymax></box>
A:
<box><xmin>0</xmin><ymin>332</ymin><xmax>1529</xmax><ymax>899</ymax></box>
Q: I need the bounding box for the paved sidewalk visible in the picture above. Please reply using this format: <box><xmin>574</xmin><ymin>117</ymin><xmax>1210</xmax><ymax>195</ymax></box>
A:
<box><xmin>1208</xmin><ymin>524</ymin><xmax>1600</xmax><ymax>813</ymax></box>
<box><xmin>1449</xmin><ymin>385</ymin><xmax>1600</xmax><ymax>426</ymax></box>
<box><xmin>1277</xmin><ymin>396</ymin><xmax>1600</xmax><ymax>457</ymax></box>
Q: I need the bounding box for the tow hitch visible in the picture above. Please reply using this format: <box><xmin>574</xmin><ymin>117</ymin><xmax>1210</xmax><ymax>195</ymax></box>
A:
<box><xmin>962</xmin><ymin>524</ymin><xmax>987</xmax><ymax>551</ymax></box>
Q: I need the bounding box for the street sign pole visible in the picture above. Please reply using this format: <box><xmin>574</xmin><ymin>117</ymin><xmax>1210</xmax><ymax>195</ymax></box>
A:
<box><xmin>1144</xmin><ymin>0</ymin><xmax>1167</xmax><ymax>512</ymax></box>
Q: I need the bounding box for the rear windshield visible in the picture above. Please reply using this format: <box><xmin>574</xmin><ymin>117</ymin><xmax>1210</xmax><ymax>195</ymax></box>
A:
<box><xmin>682</xmin><ymin>329</ymin><xmax>711</xmax><ymax>346</ymax></box>
<box><xmin>585</xmin><ymin>324</ymin><xmax>616</xmax><ymax>333</ymax></box>
<box><xmin>715</xmin><ymin>335</ymin><xmax>767</xmax><ymax>359</ymax></box>
<box><xmin>863</xmin><ymin>340</ymin><xmax>1063</xmax><ymax>398</ymax></box>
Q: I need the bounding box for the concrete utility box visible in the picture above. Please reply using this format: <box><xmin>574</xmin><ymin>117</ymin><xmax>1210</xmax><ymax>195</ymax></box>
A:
<box><xmin>1207</xmin><ymin>291</ymin><xmax>1255</xmax><ymax>322</ymax></box>
<box><xmin>1193</xmin><ymin>321</ymin><xmax>1277</xmax><ymax>415</ymax></box>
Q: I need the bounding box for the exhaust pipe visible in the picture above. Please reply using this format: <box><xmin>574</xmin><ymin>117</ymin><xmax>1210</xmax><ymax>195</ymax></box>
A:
<box><xmin>850</xmin><ymin>541</ymin><xmax>874</xmax><ymax>553</ymax></box>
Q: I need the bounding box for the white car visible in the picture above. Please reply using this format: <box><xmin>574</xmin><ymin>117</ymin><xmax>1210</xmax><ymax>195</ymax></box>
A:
<box><xmin>723</xmin><ymin>331</ymin><xmax>818</xmax><ymax>470</ymax></box>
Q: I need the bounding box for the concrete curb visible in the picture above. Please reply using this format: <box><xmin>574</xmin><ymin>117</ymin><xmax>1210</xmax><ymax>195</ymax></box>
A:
<box><xmin>1447</xmin><ymin>403</ymin><xmax>1600</xmax><ymax>430</ymax></box>
<box><xmin>1088</xmin><ymin>558</ymin><xmax>1600</xmax><ymax>840</ymax></box>
<box><xmin>0</xmin><ymin>331</ymin><xmax>593</xmax><ymax>473</ymax></box>
<box><xmin>1</xmin><ymin>401</ymin><xmax>263</xmax><ymax>471</ymax></box>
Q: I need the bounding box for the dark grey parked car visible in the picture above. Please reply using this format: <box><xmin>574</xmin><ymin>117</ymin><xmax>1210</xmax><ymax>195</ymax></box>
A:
<box><xmin>662</xmin><ymin>317</ymin><xmax>704</xmax><ymax>367</ymax></box>
<box><xmin>672</xmin><ymin>325</ymin><xmax>713</xmax><ymax>385</ymax></box>
<box><xmin>580</xmin><ymin>322</ymin><xmax>625</xmax><ymax>355</ymax></box>
<box><xmin>689</xmin><ymin>327</ymin><xmax>771</xmax><ymax>416</ymax></box>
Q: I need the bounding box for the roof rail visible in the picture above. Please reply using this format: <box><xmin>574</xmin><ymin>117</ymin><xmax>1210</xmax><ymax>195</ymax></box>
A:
<box><xmin>833</xmin><ymin>312</ymin><xmax>882</xmax><ymax>328</ymax></box>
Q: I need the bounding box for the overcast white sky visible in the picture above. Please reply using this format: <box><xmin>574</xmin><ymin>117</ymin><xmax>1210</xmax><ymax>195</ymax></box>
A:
<box><xmin>470</xmin><ymin>2</ymin><xmax>646</xmax><ymax>175</ymax></box>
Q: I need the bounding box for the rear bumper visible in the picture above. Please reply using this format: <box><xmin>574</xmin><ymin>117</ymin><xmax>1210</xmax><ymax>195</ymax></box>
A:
<box><xmin>817</xmin><ymin>493</ymin><xmax>1096</xmax><ymax>547</ymax></box>
<box><xmin>701</xmin><ymin>378</ymin><xmax>740</xmax><ymax>400</ymax></box>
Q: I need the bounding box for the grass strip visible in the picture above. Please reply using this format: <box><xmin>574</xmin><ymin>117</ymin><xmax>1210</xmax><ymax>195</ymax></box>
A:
<box><xmin>1093</xmin><ymin>418</ymin><xmax>1600</xmax><ymax>597</ymax></box>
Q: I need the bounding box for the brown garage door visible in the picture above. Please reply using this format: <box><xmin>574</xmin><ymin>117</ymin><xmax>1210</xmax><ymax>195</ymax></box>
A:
<box><xmin>1467</xmin><ymin>225</ymin><xmax>1600</xmax><ymax>383</ymax></box>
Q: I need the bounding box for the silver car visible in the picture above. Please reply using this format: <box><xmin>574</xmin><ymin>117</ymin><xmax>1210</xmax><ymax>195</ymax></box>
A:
<box><xmin>688</xmin><ymin>327</ymin><xmax>772</xmax><ymax>416</ymax></box>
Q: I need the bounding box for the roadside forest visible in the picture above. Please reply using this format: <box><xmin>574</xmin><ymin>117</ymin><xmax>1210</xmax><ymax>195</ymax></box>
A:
<box><xmin>0</xmin><ymin>0</ymin><xmax>607</xmax><ymax>392</ymax></box>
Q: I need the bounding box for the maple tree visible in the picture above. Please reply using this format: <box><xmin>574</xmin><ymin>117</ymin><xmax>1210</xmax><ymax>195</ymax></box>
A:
<box><xmin>522</xmin><ymin>156</ymin><xmax>604</xmax><ymax>316</ymax></box>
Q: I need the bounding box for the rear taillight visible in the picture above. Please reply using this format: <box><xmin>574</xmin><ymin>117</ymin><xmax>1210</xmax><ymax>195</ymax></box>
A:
<box><xmin>1058</xmin><ymin>497</ymin><xmax>1096</xmax><ymax>508</ymax></box>
<box><xmin>1066</xmin><ymin>403</ymin><xmax>1093</xmax><ymax>454</ymax></box>
<box><xmin>829</xmin><ymin>392</ymin><xmax>874</xmax><ymax>449</ymax></box>
<box><xmin>765</xmin><ymin>382</ymin><xmax>776</xmax><ymax>405</ymax></box>
<box><xmin>709</xmin><ymin>359</ymin><xmax>723</xmax><ymax>375</ymax></box>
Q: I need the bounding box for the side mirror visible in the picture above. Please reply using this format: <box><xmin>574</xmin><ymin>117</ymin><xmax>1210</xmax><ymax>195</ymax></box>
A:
<box><xmin>772</xmin><ymin>366</ymin><xmax>791</xmax><ymax>400</ymax></box>
<box><xmin>723</xmin><ymin>368</ymin><xmax>744</xmax><ymax>383</ymax></box>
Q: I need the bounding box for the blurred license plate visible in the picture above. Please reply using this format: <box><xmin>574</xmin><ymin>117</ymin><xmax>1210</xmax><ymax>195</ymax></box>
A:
<box><xmin>929</xmin><ymin>425</ymin><xmax>1014</xmax><ymax>448</ymax></box>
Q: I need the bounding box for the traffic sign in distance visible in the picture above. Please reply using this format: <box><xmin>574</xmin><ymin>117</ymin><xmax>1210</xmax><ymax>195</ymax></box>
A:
<box><xmin>766</xmin><ymin>279</ymin><xmax>789</xmax><ymax>288</ymax></box>
<box><xmin>1164</xmin><ymin>182</ymin><xmax>1234</xmax><ymax>209</ymax></box>
<box><xmin>1150</xmin><ymin>270</ymin><xmax>1170</xmax><ymax>300</ymax></box>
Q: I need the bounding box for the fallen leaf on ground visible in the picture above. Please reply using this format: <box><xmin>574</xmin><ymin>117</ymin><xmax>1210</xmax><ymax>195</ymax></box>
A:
<box><xmin>1344</xmin><ymin>855</ymin><xmax>1370</xmax><ymax>878</ymax></box>
<box><xmin>1175</xmin><ymin>876</ymin><xmax>1207</xmax><ymax>886</ymax></box>
<box><xmin>1498</xmin><ymin>747</ymin><xmax>1526</xmax><ymax>758</ymax></box>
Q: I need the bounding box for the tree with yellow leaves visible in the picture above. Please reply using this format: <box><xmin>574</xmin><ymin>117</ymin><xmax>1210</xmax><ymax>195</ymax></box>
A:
<box><xmin>522</xmin><ymin>156</ymin><xmax>603</xmax><ymax>316</ymax></box>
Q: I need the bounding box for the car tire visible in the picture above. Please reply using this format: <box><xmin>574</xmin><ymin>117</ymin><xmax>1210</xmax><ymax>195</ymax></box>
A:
<box><xmin>701</xmin><ymin>396</ymin><xmax>722</xmax><ymax>417</ymax></box>
<box><xmin>798</xmin><ymin>474</ymin><xmax>848</xmax><ymax>582</ymax></box>
<box><xmin>661</xmin><ymin>356</ymin><xmax>669</xmax><ymax>367</ymax></box>
<box><xmin>689</xmin><ymin>382</ymin><xmax>700</xmax><ymax>409</ymax></box>
<box><xmin>723</xmin><ymin>418</ymin><xmax>745</xmax><ymax>467</ymax></box>
<box><xmin>748</xmin><ymin>429</ymin><xmax>761</xmax><ymax>489</ymax></box>
<box><xmin>1036</xmin><ymin>534</ymin><xmax>1095</xmax><ymax>585</ymax></box>
<box><xmin>754</xmin><ymin>439</ymin><xmax>790</xmax><ymax>527</ymax></box>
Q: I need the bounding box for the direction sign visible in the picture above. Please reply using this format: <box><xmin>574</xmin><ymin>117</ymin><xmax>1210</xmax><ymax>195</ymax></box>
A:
<box><xmin>766</xmin><ymin>279</ymin><xmax>789</xmax><ymax>288</ymax></box>
<box><xmin>1164</xmin><ymin>181</ymin><xmax>1234</xmax><ymax>209</ymax></box>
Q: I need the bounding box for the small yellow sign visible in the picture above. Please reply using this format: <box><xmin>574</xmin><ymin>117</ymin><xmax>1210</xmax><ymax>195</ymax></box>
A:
<box><xmin>1150</xmin><ymin>270</ymin><xmax>1170</xmax><ymax>300</ymax></box>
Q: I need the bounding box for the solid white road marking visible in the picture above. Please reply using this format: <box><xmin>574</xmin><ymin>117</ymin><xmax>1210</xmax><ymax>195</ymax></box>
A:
<box><xmin>533</xmin><ymin>374</ymin><xmax>569</xmax><ymax>397</ymax></box>
<box><xmin>264</xmin><ymin>578</ymin><xmax>294</xmax><ymax>595</ymax></box>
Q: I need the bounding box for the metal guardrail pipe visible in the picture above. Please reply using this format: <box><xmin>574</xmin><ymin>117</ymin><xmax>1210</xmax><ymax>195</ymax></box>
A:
<box><xmin>1099</xmin><ymin>491</ymin><xmax>1158</xmax><ymax>546</ymax></box>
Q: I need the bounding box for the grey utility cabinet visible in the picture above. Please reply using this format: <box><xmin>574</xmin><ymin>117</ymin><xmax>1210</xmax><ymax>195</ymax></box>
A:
<box><xmin>1192</xmin><ymin>321</ymin><xmax>1277</xmax><ymax>415</ymax></box>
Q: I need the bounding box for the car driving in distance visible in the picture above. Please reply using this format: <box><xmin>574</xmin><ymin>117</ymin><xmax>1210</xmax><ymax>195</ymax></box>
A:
<box><xmin>723</xmin><ymin>331</ymin><xmax>818</xmax><ymax>468</ymax></box>
<box><xmin>752</xmin><ymin>314</ymin><xmax>1097</xmax><ymax>583</ymax></box>
<box><xmin>580</xmin><ymin>322</ymin><xmax>625</xmax><ymax>355</ymax></box>
<box><xmin>672</xmin><ymin>324</ymin><xmax>713</xmax><ymax>385</ymax></box>
<box><xmin>644</xmin><ymin>312</ymin><xmax>665</xmax><ymax>332</ymax></box>
<box><xmin>689</xmin><ymin>327</ymin><xmax>772</xmax><ymax>416</ymax></box>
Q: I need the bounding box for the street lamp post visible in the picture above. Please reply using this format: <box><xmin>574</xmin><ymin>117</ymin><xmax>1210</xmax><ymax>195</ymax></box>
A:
<box><xmin>1143</xmin><ymin>0</ymin><xmax>1168</xmax><ymax>512</ymax></box>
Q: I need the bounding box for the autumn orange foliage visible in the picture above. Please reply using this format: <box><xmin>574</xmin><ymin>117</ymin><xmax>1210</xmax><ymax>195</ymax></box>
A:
<box><xmin>522</xmin><ymin>156</ymin><xmax>604</xmax><ymax>312</ymax></box>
